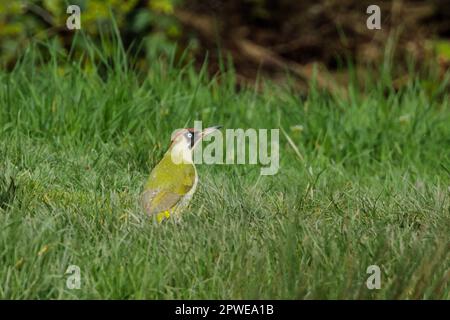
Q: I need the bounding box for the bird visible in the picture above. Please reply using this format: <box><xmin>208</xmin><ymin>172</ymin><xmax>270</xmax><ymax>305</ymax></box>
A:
<box><xmin>141</xmin><ymin>126</ymin><xmax>221</xmax><ymax>223</ymax></box>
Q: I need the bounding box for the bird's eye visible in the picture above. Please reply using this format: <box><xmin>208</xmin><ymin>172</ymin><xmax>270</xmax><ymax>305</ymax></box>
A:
<box><xmin>187</xmin><ymin>133</ymin><xmax>193</xmax><ymax>138</ymax></box>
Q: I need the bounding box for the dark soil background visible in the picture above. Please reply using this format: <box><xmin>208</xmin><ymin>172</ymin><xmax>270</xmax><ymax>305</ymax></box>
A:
<box><xmin>174</xmin><ymin>0</ymin><xmax>450</xmax><ymax>89</ymax></box>
<box><xmin>1</xmin><ymin>0</ymin><xmax>449</xmax><ymax>91</ymax></box>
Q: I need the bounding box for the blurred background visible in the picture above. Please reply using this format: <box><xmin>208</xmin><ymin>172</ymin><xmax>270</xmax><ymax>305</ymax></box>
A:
<box><xmin>1</xmin><ymin>0</ymin><xmax>449</xmax><ymax>91</ymax></box>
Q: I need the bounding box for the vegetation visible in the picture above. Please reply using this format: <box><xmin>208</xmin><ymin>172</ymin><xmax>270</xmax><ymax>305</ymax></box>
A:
<box><xmin>0</xmin><ymin>31</ymin><xmax>449</xmax><ymax>298</ymax></box>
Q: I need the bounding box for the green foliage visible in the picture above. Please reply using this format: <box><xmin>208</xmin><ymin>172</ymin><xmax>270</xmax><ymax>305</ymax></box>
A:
<box><xmin>434</xmin><ymin>40</ymin><xmax>450</xmax><ymax>60</ymax></box>
<box><xmin>0</xmin><ymin>0</ymin><xmax>181</xmax><ymax>68</ymax></box>
<box><xmin>0</xmin><ymin>34</ymin><xmax>449</xmax><ymax>299</ymax></box>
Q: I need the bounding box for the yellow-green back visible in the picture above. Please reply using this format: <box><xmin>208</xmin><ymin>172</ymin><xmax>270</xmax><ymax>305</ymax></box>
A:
<box><xmin>145</xmin><ymin>152</ymin><xmax>196</xmax><ymax>195</ymax></box>
<box><xmin>142</xmin><ymin>140</ymin><xmax>198</xmax><ymax>218</ymax></box>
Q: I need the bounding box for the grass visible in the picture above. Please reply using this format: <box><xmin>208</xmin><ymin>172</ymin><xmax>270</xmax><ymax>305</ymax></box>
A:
<box><xmin>0</xmin><ymin>35</ymin><xmax>449</xmax><ymax>299</ymax></box>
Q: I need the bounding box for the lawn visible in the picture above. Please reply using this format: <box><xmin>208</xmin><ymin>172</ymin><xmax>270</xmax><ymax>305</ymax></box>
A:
<box><xmin>0</xmin><ymin>38</ymin><xmax>449</xmax><ymax>299</ymax></box>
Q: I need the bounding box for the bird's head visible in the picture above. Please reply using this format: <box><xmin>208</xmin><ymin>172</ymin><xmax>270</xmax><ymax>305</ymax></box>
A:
<box><xmin>169</xmin><ymin>126</ymin><xmax>222</xmax><ymax>163</ymax></box>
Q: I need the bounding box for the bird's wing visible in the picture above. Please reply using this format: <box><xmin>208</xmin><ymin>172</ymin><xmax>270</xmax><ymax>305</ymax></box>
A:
<box><xmin>141</xmin><ymin>188</ymin><xmax>182</xmax><ymax>216</ymax></box>
<box><xmin>142</xmin><ymin>159</ymin><xmax>196</xmax><ymax>216</ymax></box>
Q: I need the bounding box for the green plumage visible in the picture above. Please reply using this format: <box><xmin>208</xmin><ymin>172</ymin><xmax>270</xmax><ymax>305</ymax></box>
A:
<box><xmin>141</xmin><ymin>151</ymin><xmax>196</xmax><ymax>220</ymax></box>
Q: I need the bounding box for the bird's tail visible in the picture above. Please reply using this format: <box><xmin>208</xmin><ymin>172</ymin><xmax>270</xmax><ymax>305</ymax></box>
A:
<box><xmin>156</xmin><ymin>210</ymin><xmax>170</xmax><ymax>223</ymax></box>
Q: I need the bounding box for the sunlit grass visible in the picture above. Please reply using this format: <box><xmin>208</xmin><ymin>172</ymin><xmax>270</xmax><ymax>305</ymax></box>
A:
<box><xmin>0</xmin><ymin>36</ymin><xmax>449</xmax><ymax>299</ymax></box>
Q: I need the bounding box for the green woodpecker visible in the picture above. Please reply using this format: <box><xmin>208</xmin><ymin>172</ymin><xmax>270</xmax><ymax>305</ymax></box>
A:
<box><xmin>141</xmin><ymin>126</ymin><xmax>221</xmax><ymax>223</ymax></box>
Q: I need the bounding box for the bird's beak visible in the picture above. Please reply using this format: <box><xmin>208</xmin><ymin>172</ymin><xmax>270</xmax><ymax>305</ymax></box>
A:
<box><xmin>201</xmin><ymin>125</ymin><xmax>222</xmax><ymax>138</ymax></box>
